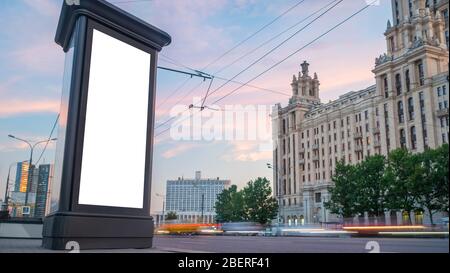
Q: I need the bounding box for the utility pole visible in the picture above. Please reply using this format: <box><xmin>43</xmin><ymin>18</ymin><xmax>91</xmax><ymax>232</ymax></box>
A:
<box><xmin>201</xmin><ymin>193</ymin><xmax>204</xmax><ymax>223</ymax></box>
<box><xmin>7</xmin><ymin>135</ymin><xmax>57</xmax><ymax>217</ymax></box>
<box><xmin>2</xmin><ymin>162</ymin><xmax>16</xmax><ymax>212</ymax></box>
<box><xmin>156</xmin><ymin>193</ymin><xmax>165</xmax><ymax>226</ymax></box>
<box><xmin>267</xmin><ymin>163</ymin><xmax>282</xmax><ymax>224</ymax></box>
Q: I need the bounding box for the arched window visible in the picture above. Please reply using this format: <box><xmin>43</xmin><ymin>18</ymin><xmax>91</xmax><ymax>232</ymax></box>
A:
<box><xmin>408</xmin><ymin>97</ymin><xmax>414</xmax><ymax>120</ymax></box>
<box><xmin>400</xmin><ymin>129</ymin><xmax>406</xmax><ymax>148</ymax></box>
<box><xmin>395</xmin><ymin>73</ymin><xmax>402</xmax><ymax>95</ymax></box>
<box><xmin>398</xmin><ymin>101</ymin><xmax>404</xmax><ymax>123</ymax></box>
<box><xmin>405</xmin><ymin>69</ymin><xmax>410</xmax><ymax>92</ymax></box>
<box><xmin>410</xmin><ymin>126</ymin><xmax>417</xmax><ymax>149</ymax></box>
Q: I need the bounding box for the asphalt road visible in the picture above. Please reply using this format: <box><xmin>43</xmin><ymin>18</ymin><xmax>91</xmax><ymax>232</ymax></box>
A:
<box><xmin>153</xmin><ymin>235</ymin><xmax>449</xmax><ymax>253</ymax></box>
<box><xmin>0</xmin><ymin>236</ymin><xmax>447</xmax><ymax>253</ymax></box>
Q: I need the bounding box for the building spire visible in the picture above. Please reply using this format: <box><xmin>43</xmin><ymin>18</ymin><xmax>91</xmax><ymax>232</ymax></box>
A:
<box><xmin>301</xmin><ymin>61</ymin><xmax>309</xmax><ymax>77</ymax></box>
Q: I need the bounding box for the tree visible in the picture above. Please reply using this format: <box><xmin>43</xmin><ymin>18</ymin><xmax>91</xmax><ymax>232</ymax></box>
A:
<box><xmin>242</xmin><ymin>177</ymin><xmax>278</xmax><ymax>225</ymax></box>
<box><xmin>385</xmin><ymin>149</ymin><xmax>418</xmax><ymax>224</ymax></box>
<box><xmin>357</xmin><ymin>155</ymin><xmax>390</xmax><ymax>222</ymax></box>
<box><xmin>413</xmin><ymin>144</ymin><xmax>449</xmax><ymax>224</ymax></box>
<box><xmin>215</xmin><ymin>185</ymin><xmax>246</xmax><ymax>223</ymax></box>
<box><xmin>435</xmin><ymin>144</ymin><xmax>449</xmax><ymax>213</ymax></box>
<box><xmin>165</xmin><ymin>211</ymin><xmax>177</xmax><ymax>221</ymax></box>
<box><xmin>324</xmin><ymin>160</ymin><xmax>359</xmax><ymax>222</ymax></box>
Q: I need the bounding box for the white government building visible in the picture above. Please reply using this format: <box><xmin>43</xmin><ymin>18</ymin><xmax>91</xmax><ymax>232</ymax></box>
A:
<box><xmin>161</xmin><ymin>171</ymin><xmax>230</xmax><ymax>224</ymax></box>
<box><xmin>272</xmin><ymin>0</ymin><xmax>449</xmax><ymax>225</ymax></box>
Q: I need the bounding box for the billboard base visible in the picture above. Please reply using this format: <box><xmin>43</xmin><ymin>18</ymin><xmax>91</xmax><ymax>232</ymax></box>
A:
<box><xmin>42</xmin><ymin>212</ymin><xmax>153</xmax><ymax>250</ymax></box>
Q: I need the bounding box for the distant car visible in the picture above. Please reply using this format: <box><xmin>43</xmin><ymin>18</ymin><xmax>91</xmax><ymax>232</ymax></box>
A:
<box><xmin>220</xmin><ymin>222</ymin><xmax>265</xmax><ymax>235</ymax></box>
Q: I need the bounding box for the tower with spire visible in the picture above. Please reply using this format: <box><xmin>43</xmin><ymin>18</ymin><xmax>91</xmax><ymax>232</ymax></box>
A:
<box><xmin>290</xmin><ymin>61</ymin><xmax>320</xmax><ymax>104</ymax></box>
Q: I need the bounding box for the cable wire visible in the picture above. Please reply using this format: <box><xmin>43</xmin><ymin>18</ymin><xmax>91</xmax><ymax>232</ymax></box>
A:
<box><xmin>34</xmin><ymin>114</ymin><xmax>60</xmax><ymax>166</ymax></box>
<box><xmin>203</xmin><ymin>0</ymin><xmax>344</xmax><ymax>104</ymax></box>
<box><xmin>209</xmin><ymin>0</ymin><xmax>376</xmax><ymax>105</ymax></box>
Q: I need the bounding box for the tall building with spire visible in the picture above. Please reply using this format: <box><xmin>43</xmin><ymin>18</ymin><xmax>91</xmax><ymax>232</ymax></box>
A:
<box><xmin>272</xmin><ymin>0</ymin><xmax>448</xmax><ymax>225</ymax></box>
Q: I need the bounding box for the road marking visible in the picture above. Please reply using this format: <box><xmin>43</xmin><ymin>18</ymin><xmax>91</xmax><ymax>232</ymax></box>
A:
<box><xmin>156</xmin><ymin>247</ymin><xmax>214</xmax><ymax>253</ymax></box>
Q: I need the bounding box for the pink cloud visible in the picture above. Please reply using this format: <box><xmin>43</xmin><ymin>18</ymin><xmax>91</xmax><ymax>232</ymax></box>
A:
<box><xmin>22</xmin><ymin>0</ymin><xmax>60</xmax><ymax>18</ymax></box>
<box><xmin>10</xmin><ymin>40</ymin><xmax>63</xmax><ymax>74</ymax></box>
<box><xmin>0</xmin><ymin>99</ymin><xmax>60</xmax><ymax>117</ymax></box>
<box><xmin>161</xmin><ymin>142</ymin><xmax>200</xmax><ymax>158</ymax></box>
<box><xmin>222</xmin><ymin>141</ymin><xmax>272</xmax><ymax>162</ymax></box>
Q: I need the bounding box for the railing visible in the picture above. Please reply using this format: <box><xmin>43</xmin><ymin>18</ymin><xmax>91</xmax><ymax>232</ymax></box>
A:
<box><xmin>354</xmin><ymin>132</ymin><xmax>363</xmax><ymax>139</ymax></box>
<box><xmin>436</xmin><ymin>108</ymin><xmax>449</xmax><ymax>117</ymax></box>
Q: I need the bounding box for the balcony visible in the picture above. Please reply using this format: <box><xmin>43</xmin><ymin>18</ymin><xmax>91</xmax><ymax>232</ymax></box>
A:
<box><xmin>298</xmin><ymin>148</ymin><xmax>305</xmax><ymax>154</ymax></box>
<box><xmin>312</xmin><ymin>143</ymin><xmax>319</xmax><ymax>150</ymax></box>
<box><xmin>372</xmin><ymin>127</ymin><xmax>380</xmax><ymax>134</ymax></box>
<box><xmin>353</xmin><ymin>132</ymin><xmax>363</xmax><ymax>139</ymax></box>
<box><xmin>436</xmin><ymin>108</ymin><xmax>449</xmax><ymax>117</ymax></box>
<box><xmin>374</xmin><ymin>139</ymin><xmax>381</xmax><ymax>147</ymax></box>
<box><xmin>298</xmin><ymin>158</ymin><xmax>305</xmax><ymax>165</ymax></box>
<box><xmin>355</xmin><ymin>144</ymin><xmax>363</xmax><ymax>152</ymax></box>
<box><xmin>312</xmin><ymin>155</ymin><xmax>320</xmax><ymax>161</ymax></box>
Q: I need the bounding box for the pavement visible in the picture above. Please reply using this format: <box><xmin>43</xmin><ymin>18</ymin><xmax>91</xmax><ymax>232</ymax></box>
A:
<box><xmin>0</xmin><ymin>235</ymin><xmax>448</xmax><ymax>253</ymax></box>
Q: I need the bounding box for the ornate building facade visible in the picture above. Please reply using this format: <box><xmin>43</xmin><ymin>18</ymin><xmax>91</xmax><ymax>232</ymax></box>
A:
<box><xmin>272</xmin><ymin>0</ymin><xmax>449</xmax><ymax>225</ymax></box>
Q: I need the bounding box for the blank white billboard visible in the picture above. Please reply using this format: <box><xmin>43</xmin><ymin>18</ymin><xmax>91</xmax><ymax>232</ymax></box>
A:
<box><xmin>78</xmin><ymin>29</ymin><xmax>151</xmax><ymax>208</ymax></box>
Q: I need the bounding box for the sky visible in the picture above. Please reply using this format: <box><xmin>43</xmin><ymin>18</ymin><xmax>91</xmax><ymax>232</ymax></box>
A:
<box><xmin>0</xmin><ymin>0</ymin><xmax>392</xmax><ymax>213</ymax></box>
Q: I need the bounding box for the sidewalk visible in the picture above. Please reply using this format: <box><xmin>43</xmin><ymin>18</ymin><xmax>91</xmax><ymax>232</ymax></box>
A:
<box><xmin>0</xmin><ymin>239</ymin><xmax>190</xmax><ymax>253</ymax></box>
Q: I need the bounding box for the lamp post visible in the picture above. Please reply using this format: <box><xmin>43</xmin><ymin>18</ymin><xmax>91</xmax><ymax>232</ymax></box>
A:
<box><xmin>193</xmin><ymin>181</ymin><xmax>205</xmax><ymax>223</ymax></box>
<box><xmin>156</xmin><ymin>193</ymin><xmax>165</xmax><ymax>225</ymax></box>
<box><xmin>1</xmin><ymin>162</ymin><xmax>17</xmax><ymax>213</ymax></box>
<box><xmin>8</xmin><ymin>135</ymin><xmax>57</xmax><ymax>217</ymax></box>
<box><xmin>266</xmin><ymin>163</ymin><xmax>283</xmax><ymax>224</ymax></box>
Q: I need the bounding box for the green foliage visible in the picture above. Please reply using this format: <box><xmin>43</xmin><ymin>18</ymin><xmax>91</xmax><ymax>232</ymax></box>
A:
<box><xmin>165</xmin><ymin>211</ymin><xmax>177</xmax><ymax>220</ymax></box>
<box><xmin>324</xmin><ymin>160</ymin><xmax>359</xmax><ymax>218</ymax></box>
<box><xmin>242</xmin><ymin>177</ymin><xmax>279</xmax><ymax>225</ymax></box>
<box><xmin>357</xmin><ymin>155</ymin><xmax>389</xmax><ymax>218</ymax></box>
<box><xmin>325</xmin><ymin>145</ymin><xmax>449</xmax><ymax>223</ymax></box>
<box><xmin>215</xmin><ymin>177</ymin><xmax>278</xmax><ymax>225</ymax></box>
<box><xmin>410</xmin><ymin>144</ymin><xmax>449</xmax><ymax>224</ymax></box>
<box><xmin>215</xmin><ymin>185</ymin><xmax>246</xmax><ymax>223</ymax></box>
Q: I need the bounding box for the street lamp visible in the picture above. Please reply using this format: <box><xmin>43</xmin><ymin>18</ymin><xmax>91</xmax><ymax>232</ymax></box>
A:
<box><xmin>8</xmin><ymin>135</ymin><xmax>57</xmax><ymax>217</ymax></box>
<box><xmin>267</xmin><ymin>163</ymin><xmax>283</xmax><ymax>224</ymax></box>
<box><xmin>193</xmin><ymin>181</ymin><xmax>205</xmax><ymax>223</ymax></box>
<box><xmin>1</xmin><ymin>162</ymin><xmax>17</xmax><ymax>215</ymax></box>
<box><xmin>155</xmin><ymin>193</ymin><xmax>165</xmax><ymax>225</ymax></box>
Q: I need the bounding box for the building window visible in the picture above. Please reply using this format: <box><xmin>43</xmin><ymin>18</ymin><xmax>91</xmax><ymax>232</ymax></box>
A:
<box><xmin>408</xmin><ymin>97</ymin><xmax>414</xmax><ymax>120</ymax></box>
<box><xmin>365</xmin><ymin>110</ymin><xmax>369</xmax><ymax>120</ymax></box>
<box><xmin>408</xmin><ymin>0</ymin><xmax>413</xmax><ymax>17</ymax></box>
<box><xmin>398</xmin><ymin>101</ymin><xmax>404</xmax><ymax>123</ymax></box>
<box><xmin>395</xmin><ymin>73</ymin><xmax>402</xmax><ymax>95</ymax></box>
<box><xmin>400</xmin><ymin>129</ymin><xmax>406</xmax><ymax>148</ymax></box>
<box><xmin>417</xmin><ymin>61</ymin><xmax>425</xmax><ymax>86</ymax></box>
<box><xmin>423</xmin><ymin>129</ymin><xmax>428</xmax><ymax>148</ymax></box>
<box><xmin>410</xmin><ymin>126</ymin><xmax>417</xmax><ymax>149</ymax></box>
<box><xmin>389</xmin><ymin>36</ymin><xmax>395</xmax><ymax>52</ymax></box>
<box><xmin>437</xmin><ymin>87</ymin><xmax>442</xmax><ymax>97</ymax></box>
<box><xmin>383</xmin><ymin>75</ymin><xmax>389</xmax><ymax>98</ymax></box>
<box><xmin>405</xmin><ymin>69</ymin><xmax>410</xmax><ymax>92</ymax></box>
<box><xmin>315</xmin><ymin>192</ymin><xmax>322</xmax><ymax>203</ymax></box>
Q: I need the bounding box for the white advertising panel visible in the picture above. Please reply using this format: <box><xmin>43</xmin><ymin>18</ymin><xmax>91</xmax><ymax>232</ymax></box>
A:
<box><xmin>78</xmin><ymin>29</ymin><xmax>151</xmax><ymax>208</ymax></box>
